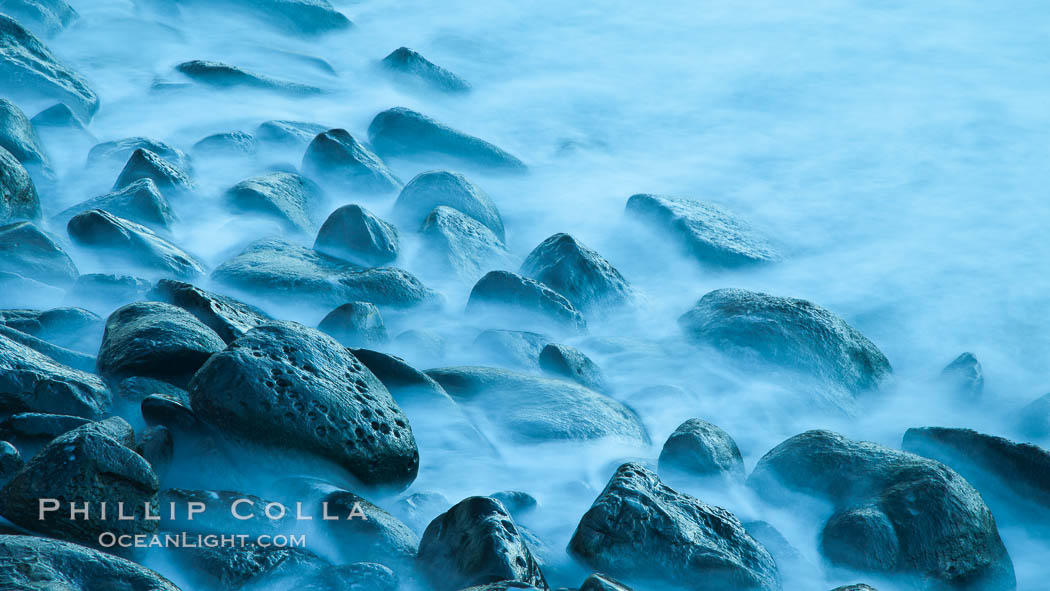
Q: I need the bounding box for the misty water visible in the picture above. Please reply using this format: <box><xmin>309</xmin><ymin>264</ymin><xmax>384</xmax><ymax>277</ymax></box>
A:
<box><xmin>12</xmin><ymin>0</ymin><xmax>1050</xmax><ymax>589</ymax></box>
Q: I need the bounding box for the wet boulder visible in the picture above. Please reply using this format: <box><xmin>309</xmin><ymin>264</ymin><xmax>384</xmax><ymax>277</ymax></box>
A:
<box><xmin>579</xmin><ymin>573</ymin><xmax>633</xmax><ymax>591</ymax></box>
<box><xmin>368</xmin><ymin>107</ymin><xmax>526</xmax><ymax>172</ymax></box>
<box><xmin>418</xmin><ymin>496</ymin><xmax>548</xmax><ymax>591</ymax></box>
<box><xmin>0</xmin><ymin>146</ymin><xmax>40</xmax><ymax>222</ymax></box>
<box><xmin>88</xmin><ymin>137</ymin><xmax>190</xmax><ymax>173</ymax></box>
<box><xmin>569</xmin><ymin>462</ymin><xmax>779</xmax><ymax>591</ymax></box>
<box><xmin>678</xmin><ymin>288</ymin><xmax>891</xmax><ymax>413</ymax></box>
<box><xmin>0</xmin><ymin>221</ymin><xmax>75</xmax><ymax>285</ymax></box>
<box><xmin>314</xmin><ymin>203</ymin><xmax>400</xmax><ymax>266</ymax></box>
<box><xmin>830</xmin><ymin>586</ymin><xmax>877</xmax><ymax>591</ymax></box>
<box><xmin>625</xmin><ymin>194</ymin><xmax>779</xmax><ymax>267</ymax></box>
<box><xmin>0</xmin><ymin>0</ymin><xmax>78</xmax><ymax>37</ymax></box>
<box><xmin>0</xmin><ymin>98</ymin><xmax>50</xmax><ymax>175</ymax></box>
<box><xmin>939</xmin><ymin>352</ymin><xmax>983</xmax><ymax>400</ymax></box>
<box><xmin>0</xmin><ymin>412</ymin><xmax>89</xmax><ymax>451</ymax></box>
<box><xmin>394</xmin><ymin>170</ymin><xmax>505</xmax><ymax>240</ymax></box>
<box><xmin>467</xmin><ymin>271</ymin><xmax>586</xmax><ymax>334</ymax></box>
<box><xmin>227</xmin><ymin>171</ymin><xmax>322</xmax><ymax>233</ymax></box>
<box><xmin>0</xmin><ymin>534</ymin><xmax>180</xmax><ymax>590</ymax></box>
<box><xmin>0</xmin><ymin>323</ymin><xmax>94</xmax><ymax>371</ymax></box>
<box><xmin>657</xmin><ymin>418</ymin><xmax>744</xmax><ymax>483</ymax></box>
<box><xmin>175</xmin><ymin>59</ymin><xmax>321</xmax><ymax>94</ymax></box>
<box><xmin>301</xmin><ymin>128</ymin><xmax>401</xmax><ymax>194</ymax></box>
<box><xmin>67</xmin><ymin>209</ymin><xmax>205</xmax><ymax>278</ymax></box>
<box><xmin>420</xmin><ymin>205</ymin><xmax>510</xmax><ymax>282</ymax></box>
<box><xmin>473</xmin><ymin>329</ymin><xmax>549</xmax><ymax>370</ymax></box>
<box><xmin>97</xmin><ymin>301</ymin><xmax>225</xmax><ymax>386</ymax></box>
<box><xmin>55</xmin><ymin>178</ymin><xmax>176</xmax><ymax>232</ymax></box>
<box><xmin>148</xmin><ymin>278</ymin><xmax>270</xmax><ymax>344</ymax></box>
<box><xmin>538</xmin><ymin>343</ymin><xmax>606</xmax><ymax>392</ymax></box>
<box><xmin>188</xmin><ymin>322</ymin><xmax>419</xmax><ymax>490</ymax></box>
<box><xmin>381</xmin><ymin>47</ymin><xmax>470</xmax><ymax>93</ymax></box>
<box><xmin>212</xmin><ymin>238</ymin><xmax>436</xmax><ymax>310</ymax></box>
<box><xmin>520</xmin><ymin>234</ymin><xmax>630</xmax><ymax>313</ymax></box>
<box><xmin>318</xmin><ymin>301</ymin><xmax>387</xmax><ymax>347</ymax></box>
<box><xmin>427</xmin><ymin>366</ymin><xmax>647</xmax><ymax>445</ymax></box>
<box><xmin>0</xmin><ymin>15</ymin><xmax>98</xmax><ymax>120</ymax></box>
<box><xmin>748</xmin><ymin>430</ymin><xmax>1015</xmax><ymax>590</ymax></box>
<box><xmin>113</xmin><ymin>148</ymin><xmax>194</xmax><ymax>195</ymax></box>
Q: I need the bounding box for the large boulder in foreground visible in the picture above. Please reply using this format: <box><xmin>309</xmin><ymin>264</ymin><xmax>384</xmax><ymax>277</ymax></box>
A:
<box><xmin>368</xmin><ymin>107</ymin><xmax>526</xmax><ymax>172</ymax></box>
<box><xmin>393</xmin><ymin>170</ymin><xmax>505</xmax><ymax>240</ymax></box>
<box><xmin>679</xmin><ymin>288</ymin><xmax>891</xmax><ymax>412</ymax></box>
<box><xmin>418</xmin><ymin>496</ymin><xmax>548</xmax><ymax>591</ymax></box>
<box><xmin>569</xmin><ymin>462</ymin><xmax>780</xmax><ymax>591</ymax></box>
<box><xmin>212</xmin><ymin>238</ymin><xmax>436</xmax><ymax>310</ymax></box>
<box><xmin>0</xmin><ymin>331</ymin><xmax>110</xmax><ymax>418</ymax></box>
<box><xmin>0</xmin><ymin>15</ymin><xmax>98</xmax><ymax>120</ymax></box>
<box><xmin>0</xmin><ymin>534</ymin><xmax>179</xmax><ymax>590</ymax></box>
<box><xmin>189</xmin><ymin>322</ymin><xmax>419</xmax><ymax>490</ymax></box>
<box><xmin>426</xmin><ymin>366</ymin><xmax>647</xmax><ymax>445</ymax></box>
<box><xmin>520</xmin><ymin>233</ymin><xmax>630</xmax><ymax>313</ymax></box>
<box><xmin>67</xmin><ymin>209</ymin><xmax>205</xmax><ymax>279</ymax></box>
<box><xmin>467</xmin><ymin>271</ymin><xmax>586</xmax><ymax>334</ymax></box>
<box><xmin>748</xmin><ymin>430</ymin><xmax>1015</xmax><ymax>590</ymax></box>
<box><xmin>301</xmin><ymin>128</ymin><xmax>401</xmax><ymax>194</ymax></box>
<box><xmin>625</xmin><ymin>194</ymin><xmax>779</xmax><ymax>267</ymax></box>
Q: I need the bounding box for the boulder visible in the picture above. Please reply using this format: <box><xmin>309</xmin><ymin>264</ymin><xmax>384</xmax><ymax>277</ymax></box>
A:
<box><xmin>489</xmin><ymin>491</ymin><xmax>537</xmax><ymax>518</ymax></box>
<box><xmin>426</xmin><ymin>366</ymin><xmax>647</xmax><ymax>444</ymax></box>
<box><xmin>119</xmin><ymin>376</ymin><xmax>188</xmax><ymax>404</ymax></box>
<box><xmin>175</xmin><ymin>59</ymin><xmax>321</xmax><ymax>95</ymax></box>
<box><xmin>538</xmin><ymin>343</ymin><xmax>606</xmax><ymax>392</ymax></box>
<box><xmin>748</xmin><ymin>430</ymin><xmax>1015</xmax><ymax>590</ymax></box>
<box><xmin>473</xmin><ymin>329</ymin><xmax>549</xmax><ymax>369</ymax></box>
<box><xmin>97</xmin><ymin>301</ymin><xmax>225</xmax><ymax>386</ymax></box>
<box><xmin>0</xmin><ymin>15</ymin><xmax>98</xmax><ymax>120</ymax></box>
<box><xmin>0</xmin><ymin>534</ymin><xmax>179</xmax><ymax>590</ymax></box>
<box><xmin>625</xmin><ymin>194</ymin><xmax>779</xmax><ymax>266</ymax></box>
<box><xmin>67</xmin><ymin>209</ymin><xmax>205</xmax><ymax>278</ymax></box>
<box><xmin>381</xmin><ymin>47</ymin><xmax>470</xmax><ymax>93</ymax></box>
<box><xmin>579</xmin><ymin>573</ymin><xmax>633</xmax><ymax>591</ymax></box>
<box><xmin>467</xmin><ymin>271</ymin><xmax>586</xmax><ymax>334</ymax></box>
<box><xmin>0</xmin><ymin>98</ymin><xmax>50</xmax><ymax>173</ymax></box>
<box><xmin>0</xmin><ymin>412</ymin><xmax>90</xmax><ymax>449</ymax></box>
<box><xmin>418</xmin><ymin>496</ymin><xmax>548</xmax><ymax>591</ymax></box>
<box><xmin>256</xmin><ymin>119</ymin><xmax>327</xmax><ymax>148</ymax></box>
<box><xmin>0</xmin><ymin>324</ymin><xmax>94</xmax><ymax>371</ymax></box>
<box><xmin>520</xmin><ymin>234</ymin><xmax>630</xmax><ymax>313</ymax></box>
<box><xmin>368</xmin><ymin>107</ymin><xmax>526</xmax><ymax>172</ymax></box>
<box><xmin>148</xmin><ymin>278</ymin><xmax>270</xmax><ymax>343</ymax></box>
<box><xmin>0</xmin><ymin>0</ymin><xmax>78</xmax><ymax>37</ymax></box>
<box><xmin>226</xmin><ymin>171</ymin><xmax>322</xmax><ymax>233</ymax></box>
<box><xmin>192</xmin><ymin>130</ymin><xmax>256</xmax><ymax>158</ymax></box>
<box><xmin>657</xmin><ymin>418</ymin><xmax>744</xmax><ymax>483</ymax></box>
<box><xmin>188</xmin><ymin>322</ymin><xmax>419</xmax><ymax>490</ymax></box>
<box><xmin>55</xmin><ymin>178</ymin><xmax>176</xmax><ymax>232</ymax></box>
<box><xmin>940</xmin><ymin>352</ymin><xmax>983</xmax><ymax>400</ymax></box>
<box><xmin>301</xmin><ymin>128</ymin><xmax>401</xmax><ymax>194</ymax></box>
<box><xmin>678</xmin><ymin>288</ymin><xmax>891</xmax><ymax>412</ymax></box>
<box><xmin>141</xmin><ymin>392</ymin><xmax>198</xmax><ymax>432</ymax></box>
<box><xmin>394</xmin><ymin>170</ymin><xmax>505</xmax><ymax>240</ymax></box>
<box><xmin>0</xmin><ymin>331</ymin><xmax>109</xmax><ymax>418</ymax></box>
<box><xmin>212</xmin><ymin>238</ymin><xmax>436</xmax><ymax>310</ymax></box>
<box><xmin>318</xmin><ymin>301</ymin><xmax>387</xmax><ymax>347</ymax></box>
<box><xmin>0</xmin><ymin>146</ymin><xmax>40</xmax><ymax>223</ymax></box>
<box><xmin>569</xmin><ymin>463</ymin><xmax>779</xmax><ymax>591</ymax></box>
<box><xmin>0</xmin><ymin>221</ymin><xmax>75</xmax><ymax>286</ymax></box>
<box><xmin>113</xmin><ymin>148</ymin><xmax>194</xmax><ymax>194</ymax></box>
<box><xmin>314</xmin><ymin>203</ymin><xmax>400</xmax><ymax>266</ymax></box>
<box><xmin>88</xmin><ymin>137</ymin><xmax>190</xmax><ymax>173</ymax></box>
<box><xmin>420</xmin><ymin>205</ymin><xmax>510</xmax><ymax>282</ymax></box>
<box><xmin>0</xmin><ymin>306</ymin><xmax>102</xmax><ymax>352</ymax></box>
<box><xmin>172</xmin><ymin>543</ymin><xmax>324</xmax><ymax>589</ymax></box>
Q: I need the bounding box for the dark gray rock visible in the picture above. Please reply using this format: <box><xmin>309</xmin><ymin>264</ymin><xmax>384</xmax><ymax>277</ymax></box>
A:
<box><xmin>467</xmin><ymin>271</ymin><xmax>586</xmax><ymax>334</ymax></box>
<box><xmin>70</xmin><ymin>273</ymin><xmax>152</xmax><ymax>309</ymax></box>
<box><xmin>55</xmin><ymin>178</ymin><xmax>176</xmax><ymax>232</ymax></box>
<box><xmin>314</xmin><ymin>203</ymin><xmax>400</xmax><ymax>266</ymax></box>
<box><xmin>227</xmin><ymin>171</ymin><xmax>322</xmax><ymax>233</ymax></box>
<box><xmin>394</xmin><ymin>170</ymin><xmax>505</xmax><ymax>240</ymax></box>
<box><xmin>940</xmin><ymin>352</ymin><xmax>983</xmax><ymax>400</ymax></box>
<box><xmin>658</xmin><ymin>418</ymin><xmax>744</xmax><ymax>483</ymax></box>
<box><xmin>420</xmin><ymin>205</ymin><xmax>510</xmax><ymax>281</ymax></box>
<box><xmin>67</xmin><ymin>209</ymin><xmax>205</xmax><ymax>278</ymax></box>
<box><xmin>256</xmin><ymin>119</ymin><xmax>327</xmax><ymax>148</ymax></box>
<box><xmin>539</xmin><ymin>343</ymin><xmax>606</xmax><ymax>392</ymax></box>
<box><xmin>0</xmin><ymin>15</ymin><xmax>98</xmax><ymax>120</ymax></box>
<box><xmin>0</xmin><ymin>146</ymin><xmax>40</xmax><ymax>223</ymax></box>
<box><xmin>175</xmin><ymin>59</ymin><xmax>322</xmax><ymax>95</ymax></box>
<box><xmin>0</xmin><ymin>330</ymin><xmax>109</xmax><ymax>418</ymax></box>
<box><xmin>678</xmin><ymin>288</ymin><xmax>891</xmax><ymax>412</ymax></box>
<box><xmin>113</xmin><ymin>148</ymin><xmax>194</xmax><ymax>194</ymax></box>
<box><xmin>88</xmin><ymin>137</ymin><xmax>190</xmax><ymax>173</ymax></box>
<box><xmin>520</xmin><ymin>234</ymin><xmax>630</xmax><ymax>313</ymax></box>
<box><xmin>418</xmin><ymin>496</ymin><xmax>548</xmax><ymax>591</ymax></box>
<box><xmin>368</xmin><ymin>107</ymin><xmax>526</xmax><ymax>172</ymax></box>
<box><xmin>0</xmin><ymin>221</ymin><xmax>75</xmax><ymax>286</ymax></box>
<box><xmin>212</xmin><ymin>238</ymin><xmax>436</xmax><ymax>310</ymax></box>
<box><xmin>0</xmin><ymin>324</ymin><xmax>94</xmax><ymax>371</ymax></box>
<box><xmin>148</xmin><ymin>278</ymin><xmax>270</xmax><ymax>344</ymax></box>
<box><xmin>0</xmin><ymin>440</ymin><xmax>22</xmax><ymax>482</ymax></box>
<box><xmin>301</xmin><ymin>128</ymin><xmax>401</xmax><ymax>194</ymax></box>
<box><xmin>569</xmin><ymin>462</ymin><xmax>779</xmax><ymax>591</ymax></box>
<box><xmin>0</xmin><ymin>306</ymin><xmax>102</xmax><ymax>352</ymax></box>
<box><xmin>97</xmin><ymin>301</ymin><xmax>226</xmax><ymax>386</ymax></box>
<box><xmin>141</xmin><ymin>392</ymin><xmax>198</xmax><ymax>431</ymax></box>
<box><xmin>579</xmin><ymin>573</ymin><xmax>632</xmax><ymax>591</ymax></box>
<box><xmin>474</xmin><ymin>329</ymin><xmax>549</xmax><ymax>370</ymax></box>
<box><xmin>381</xmin><ymin>46</ymin><xmax>470</xmax><ymax>93</ymax></box>
<box><xmin>0</xmin><ymin>534</ymin><xmax>180</xmax><ymax>590</ymax></box>
<box><xmin>625</xmin><ymin>194</ymin><xmax>779</xmax><ymax>267</ymax></box>
<box><xmin>318</xmin><ymin>301</ymin><xmax>387</xmax><ymax>347</ymax></box>
<box><xmin>0</xmin><ymin>0</ymin><xmax>78</xmax><ymax>37</ymax></box>
<box><xmin>427</xmin><ymin>367</ymin><xmax>647</xmax><ymax>444</ymax></box>
<box><xmin>192</xmin><ymin>130</ymin><xmax>256</xmax><ymax>157</ymax></box>
<box><xmin>748</xmin><ymin>430</ymin><xmax>1015</xmax><ymax>590</ymax></box>
<box><xmin>188</xmin><ymin>322</ymin><xmax>419</xmax><ymax>490</ymax></box>
<box><xmin>0</xmin><ymin>417</ymin><xmax>159</xmax><ymax>545</ymax></box>
<box><xmin>0</xmin><ymin>98</ymin><xmax>50</xmax><ymax>173</ymax></box>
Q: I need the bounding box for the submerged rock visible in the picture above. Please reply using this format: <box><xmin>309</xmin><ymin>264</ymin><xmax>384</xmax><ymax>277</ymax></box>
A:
<box><xmin>418</xmin><ymin>496</ymin><xmax>548</xmax><ymax>591</ymax></box>
<box><xmin>569</xmin><ymin>462</ymin><xmax>779</xmax><ymax>591</ymax></box>
<box><xmin>520</xmin><ymin>233</ymin><xmax>630</xmax><ymax>313</ymax></box>
<box><xmin>318</xmin><ymin>301</ymin><xmax>387</xmax><ymax>347</ymax></box>
<box><xmin>148</xmin><ymin>278</ymin><xmax>270</xmax><ymax>344</ymax></box>
<box><xmin>467</xmin><ymin>270</ymin><xmax>586</xmax><ymax>333</ymax></box>
<box><xmin>420</xmin><ymin>205</ymin><xmax>510</xmax><ymax>282</ymax></box>
<box><xmin>368</xmin><ymin>107</ymin><xmax>526</xmax><ymax>172</ymax></box>
<box><xmin>314</xmin><ymin>204</ymin><xmax>400</xmax><ymax>266</ymax></box>
<box><xmin>227</xmin><ymin>171</ymin><xmax>322</xmax><ymax>233</ymax></box>
<box><xmin>473</xmin><ymin>329</ymin><xmax>549</xmax><ymax>369</ymax></box>
<box><xmin>176</xmin><ymin>59</ymin><xmax>321</xmax><ymax>95</ymax></box>
<box><xmin>0</xmin><ymin>15</ymin><xmax>98</xmax><ymax>120</ymax></box>
<box><xmin>30</xmin><ymin>102</ymin><xmax>89</xmax><ymax>134</ymax></box>
<box><xmin>301</xmin><ymin>128</ymin><xmax>401</xmax><ymax>194</ymax></box>
<box><xmin>0</xmin><ymin>221</ymin><xmax>76</xmax><ymax>286</ymax></box>
<box><xmin>70</xmin><ymin>273</ymin><xmax>152</xmax><ymax>310</ymax></box>
<box><xmin>657</xmin><ymin>418</ymin><xmax>744</xmax><ymax>483</ymax></box>
<box><xmin>0</xmin><ymin>534</ymin><xmax>179</xmax><ymax>590</ymax></box>
<box><xmin>67</xmin><ymin>209</ymin><xmax>205</xmax><ymax>278</ymax></box>
<box><xmin>0</xmin><ymin>146</ymin><xmax>40</xmax><ymax>223</ymax></box>
<box><xmin>625</xmin><ymin>194</ymin><xmax>779</xmax><ymax>267</ymax></box>
<box><xmin>538</xmin><ymin>343</ymin><xmax>606</xmax><ymax>392</ymax></box>
<box><xmin>0</xmin><ymin>271</ymin><xmax>62</xmax><ymax>307</ymax></box>
<box><xmin>939</xmin><ymin>352</ymin><xmax>983</xmax><ymax>400</ymax></box>
<box><xmin>256</xmin><ymin>119</ymin><xmax>327</xmax><ymax>148</ymax></box>
<box><xmin>381</xmin><ymin>47</ymin><xmax>470</xmax><ymax>93</ymax></box>
<box><xmin>0</xmin><ymin>98</ymin><xmax>50</xmax><ymax>174</ymax></box>
<box><xmin>55</xmin><ymin>178</ymin><xmax>176</xmax><ymax>232</ymax></box>
<box><xmin>394</xmin><ymin>171</ymin><xmax>505</xmax><ymax>240</ymax></box>
<box><xmin>748</xmin><ymin>430</ymin><xmax>1015</xmax><ymax>590</ymax></box>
